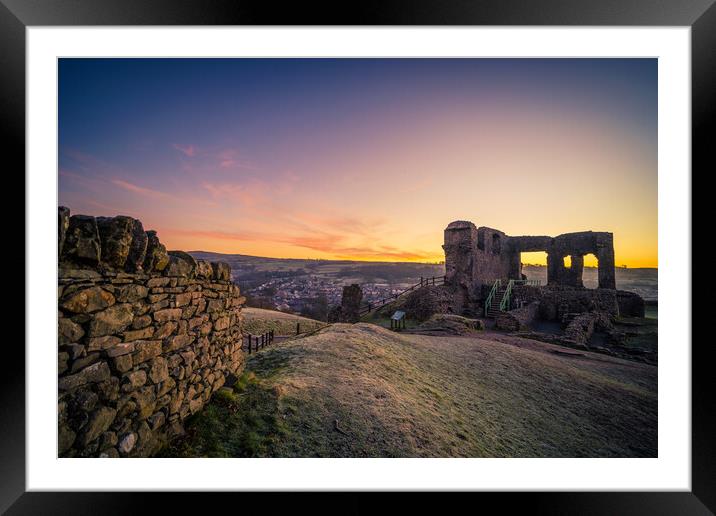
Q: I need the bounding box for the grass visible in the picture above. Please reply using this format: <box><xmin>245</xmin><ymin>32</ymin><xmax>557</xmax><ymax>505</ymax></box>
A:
<box><xmin>160</xmin><ymin>371</ymin><xmax>290</xmax><ymax>457</ymax></box>
<box><xmin>162</xmin><ymin>323</ymin><xmax>657</xmax><ymax>458</ymax></box>
<box><xmin>359</xmin><ymin>314</ymin><xmax>420</xmax><ymax>331</ymax></box>
<box><xmin>613</xmin><ymin>316</ymin><xmax>658</xmax><ymax>353</ymax></box>
<box><xmin>242</xmin><ymin>307</ymin><xmax>326</xmax><ymax>336</ymax></box>
<box><xmin>644</xmin><ymin>304</ymin><xmax>658</xmax><ymax>320</ymax></box>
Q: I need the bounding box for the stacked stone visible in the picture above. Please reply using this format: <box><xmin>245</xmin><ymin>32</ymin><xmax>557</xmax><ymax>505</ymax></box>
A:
<box><xmin>494</xmin><ymin>301</ymin><xmax>540</xmax><ymax>332</ymax></box>
<box><xmin>615</xmin><ymin>290</ymin><xmax>646</xmax><ymax>318</ymax></box>
<box><xmin>561</xmin><ymin>311</ymin><xmax>614</xmax><ymax>347</ymax></box>
<box><xmin>509</xmin><ymin>284</ymin><xmax>621</xmax><ymax>322</ymax></box>
<box><xmin>57</xmin><ymin>208</ymin><xmax>246</xmax><ymax>458</ymax></box>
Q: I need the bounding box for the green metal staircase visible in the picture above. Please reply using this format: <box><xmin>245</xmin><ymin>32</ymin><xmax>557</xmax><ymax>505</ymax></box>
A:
<box><xmin>484</xmin><ymin>278</ymin><xmax>540</xmax><ymax>318</ymax></box>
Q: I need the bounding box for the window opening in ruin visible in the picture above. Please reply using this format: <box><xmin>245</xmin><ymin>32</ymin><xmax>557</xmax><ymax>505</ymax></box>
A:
<box><xmin>520</xmin><ymin>252</ymin><xmax>548</xmax><ymax>283</ymax></box>
<box><xmin>492</xmin><ymin>233</ymin><xmax>501</xmax><ymax>254</ymax></box>
<box><xmin>477</xmin><ymin>232</ymin><xmax>485</xmax><ymax>250</ymax></box>
<box><xmin>582</xmin><ymin>253</ymin><xmax>599</xmax><ymax>289</ymax></box>
<box><xmin>563</xmin><ymin>256</ymin><xmax>572</xmax><ymax>268</ymax></box>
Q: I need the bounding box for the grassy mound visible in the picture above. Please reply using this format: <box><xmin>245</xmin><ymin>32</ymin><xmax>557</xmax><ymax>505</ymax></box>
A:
<box><xmin>241</xmin><ymin>307</ymin><xmax>326</xmax><ymax>336</ymax></box>
<box><xmin>162</xmin><ymin>323</ymin><xmax>657</xmax><ymax>458</ymax></box>
<box><xmin>411</xmin><ymin>314</ymin><xmax>484</xmax><ymax>335</ymax></box>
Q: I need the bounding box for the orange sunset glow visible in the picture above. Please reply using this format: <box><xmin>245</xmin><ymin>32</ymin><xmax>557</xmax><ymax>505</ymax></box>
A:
<box><xmin>59</xmin><ymin>58</ymin><xmax>657</xmax><ymax>267</ymax></box>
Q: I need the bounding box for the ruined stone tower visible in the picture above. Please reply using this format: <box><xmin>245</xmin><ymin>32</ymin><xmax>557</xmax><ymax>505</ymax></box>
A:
<box><xmin>443</xmin><ymin>220</ymin><xmax>617</xmax><ymax>313</ymax></box>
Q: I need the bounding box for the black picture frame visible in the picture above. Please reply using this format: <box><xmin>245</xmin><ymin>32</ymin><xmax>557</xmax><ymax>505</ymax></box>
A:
<box><xmin>2</xmin><ymin>0</ymin><xmax>709</xmax><ymax>513</ymax></box>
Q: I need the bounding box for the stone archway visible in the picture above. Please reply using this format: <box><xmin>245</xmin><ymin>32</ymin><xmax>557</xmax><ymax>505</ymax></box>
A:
<box><xmin>581</xmin><ymin>253</ymin><xmax>599</xmax><ymax>288</ymax></box>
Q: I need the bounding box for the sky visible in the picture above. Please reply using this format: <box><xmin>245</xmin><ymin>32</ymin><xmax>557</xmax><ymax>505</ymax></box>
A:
<box><xmin>58</xmin><ymin>58</ymin><xmax>657</xmax><ymax>267</ymax></box>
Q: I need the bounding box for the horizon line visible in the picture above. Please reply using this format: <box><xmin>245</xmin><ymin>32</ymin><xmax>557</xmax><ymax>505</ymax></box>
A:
<box><xmin>186</xmin><ymin>250</ymin><xmax>658</xmax><ymax>269</ymax></box>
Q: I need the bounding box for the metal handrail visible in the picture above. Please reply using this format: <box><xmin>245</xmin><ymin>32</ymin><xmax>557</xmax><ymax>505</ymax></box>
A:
<box><xmin>500</xmin><ymin>280</ymin><xmax>514</xmax><ymax>311</ymax></box>
<box><xmin>359</xmin><ymin>275</ymin><xmax>446</xmax><ymax>315</ymax></box>
<box><xmin>500</xmin><ymin>278</ymin><xmax>541</xmax><ymax>311</ymax></box>
<box><xmin>486</xmin><ymin>278</ymin><xmax>542</xmax><ymax>315</ymax></box>
<box><xmin>512</xmin><ymin>279</ymin><xmax>541</xmax><ymax>287</ymax></box>
<box><xmin>484</xmin><ymin>279</ymin><xmax>501</xmax><ymax>317</ymax></box>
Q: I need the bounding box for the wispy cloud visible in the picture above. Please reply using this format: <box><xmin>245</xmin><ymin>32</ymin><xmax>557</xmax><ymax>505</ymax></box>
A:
<box><xmin>217</xmin><ymin>149</ymin><xmax>260</xmax><ymax>171</ymax></box>
<box><xmin>112</xmin><ymin>179</ymin><xmax>172</xmax><ymax>199</ymax></box>
<box><xmin>275</xmin><ymin>233</ymin><xmax>433</xmax><ymax>261</ymax></box>
<box><xmin>168</xmin><ymin>228</ymin><xmax>263</xmax><ymax>242</ymax></box>
<box><xmin>172</xmin><ymin>143</ymin><xmax>198</xmax><ymax>157</ymax></box>
<box><xmin>202</xmin><ymin>181</ymin><xmax>265</xmax><ymax>207</ymax></box>
<box><xmin>167</xmin><ymin>225</ymin><xmax>436</xmax><ymax>261</ymax></box>
<box><xmin>59</xmin><ymin>169</ymin><xmax>85</xmax><ymax>181</ymax></box>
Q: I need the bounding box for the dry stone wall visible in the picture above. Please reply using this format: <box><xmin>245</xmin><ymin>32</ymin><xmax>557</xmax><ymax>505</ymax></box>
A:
<box><xmin>57</xmin><ymin>207</ymin><xmax>246</xmax><ymax>457</ymax></box>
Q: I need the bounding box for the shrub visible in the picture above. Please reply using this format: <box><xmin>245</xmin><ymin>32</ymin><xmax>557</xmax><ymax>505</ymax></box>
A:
<box><xmin>213</xmin><ymin>388</ymin><xmax>239</xmax><ymax>407</ymax></box>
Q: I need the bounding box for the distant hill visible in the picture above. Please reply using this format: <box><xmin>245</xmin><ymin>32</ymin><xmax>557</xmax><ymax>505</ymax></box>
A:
<box><xmin>188</xmin><ymin>250</ymin><xmax>443</xmax><ymax>267</ymax></box>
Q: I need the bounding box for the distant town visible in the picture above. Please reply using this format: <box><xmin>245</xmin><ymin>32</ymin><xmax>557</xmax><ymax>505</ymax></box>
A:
<box><xmin>189</xmin><ymin>252</ymin><xmax>657</xmax><ymax>320</ymax></box>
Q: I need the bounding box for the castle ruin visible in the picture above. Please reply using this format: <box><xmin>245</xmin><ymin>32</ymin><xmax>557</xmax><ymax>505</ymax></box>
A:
<box><xmin>443</xmin><ymin>220</ymin><xmax>615</xmax><ymax>290</ymax></box>
<box><xmin>442</xmin><ymin>220</ymin><xmax>631</xmax><ymax>317</ymax></box>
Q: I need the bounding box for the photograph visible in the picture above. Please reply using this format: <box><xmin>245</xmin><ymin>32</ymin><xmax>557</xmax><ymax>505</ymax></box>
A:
<box><xmin>56</xmin><ymin>57</ymin><xmax>659</xmax><ymax>459</ymax></box>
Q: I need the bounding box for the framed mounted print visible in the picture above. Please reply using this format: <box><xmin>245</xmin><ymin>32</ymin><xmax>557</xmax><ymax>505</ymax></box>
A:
<box><xmin>3</xmin><ymin>0</ymin><xmax>711</xmax><ymax>513</ymax></box>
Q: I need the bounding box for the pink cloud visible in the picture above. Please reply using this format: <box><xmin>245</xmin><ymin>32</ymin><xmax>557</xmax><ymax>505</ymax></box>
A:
<box><xmin>289</xmin><ymin>212</ymin><xmax>384</xmax><ymax>237</ymax></box>
<box><xmin>272</xmin><ymin>233</ymin><xmax>432</xmax><ymax>260</ymax></box>
<box><xmin>112</xmin><ymin>179</ymin><xmax>171</xmax><ymax>199</ymax></box>
<box><xmin>202</xmin><ymin>181</ymin><xmax>265</xmax><ymax>207</ymax></box>
<box><xmin>59</xmin><ymin>169</ymin><xmax>84</xmax><ymax>180</ymax></box>
<box><xmin>63</xmin><ymin>148</ymin><xmax>98</xmax><ymax>165</ymax></box>
<box><xmin>172</xmin><ymin>143</ymin><xmax>197</xmax><ymax>157</ymax></box>
<box><xmin>216</xmin><ymin>149</ymin><xmax>259</xmax><ymax>171</ymax></box>
<box><xmin>201</xmin><ymin>173</ymin><xmax>297</xmax><ymax>207</ymax></box>
<box><xmin>168</xmin><ymin>228</ymin><xmax>262</xmax><ymax>242</ymax></box>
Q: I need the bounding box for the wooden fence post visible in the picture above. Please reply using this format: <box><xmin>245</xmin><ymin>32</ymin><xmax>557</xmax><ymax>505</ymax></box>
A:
<box><xmin>255</xmin><ymin>336</ymin><xmax>259</xmax><ymax>352</ymax></box>
<box><xmin>247</xmin><ymin>334</ymin><xmax>251</xmax><ymax>354</ymax></box>
<box><xmin>296</xmin><ymin>322</ymin><xmax>300</xmax><ymax>335</ymax></box>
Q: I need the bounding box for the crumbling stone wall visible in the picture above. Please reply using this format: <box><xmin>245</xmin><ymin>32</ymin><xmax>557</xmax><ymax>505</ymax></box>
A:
<box><xmin>494</xmin><ymin>301</ymin><xmax>540</xmax><ymax>331</ymax></box>
<box><xmin>510</xmin><ymin>231</ymin><xmax>616</xmax><ymax>289</ymax></box>
<box><xmin>616</xmin><ymin>290</ymin><xmax>646</xmax><ymax>317</ymax></box>
<box><xmin>561</xmin><ymin>311</ymin><xmax>614</xmax><ymax>347</ymax></box>
<box><xmin>400</xmin><ymin>285</ymin><xmax>458</xmax><ymax>321</ymax></box>
<box><xmin>443</xmin><ymin>220</ymin><xmax>621</xmax><ymax>315</ymax></box>
<box><xmin>57</xmin><ymin>208</ymin><xmax>245</xmax><ymax>457</ymax></box>
<box><xmin>511</xmin><ymin>284</ymin><xmax>620</xmax><ymax>322</ymax></box>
